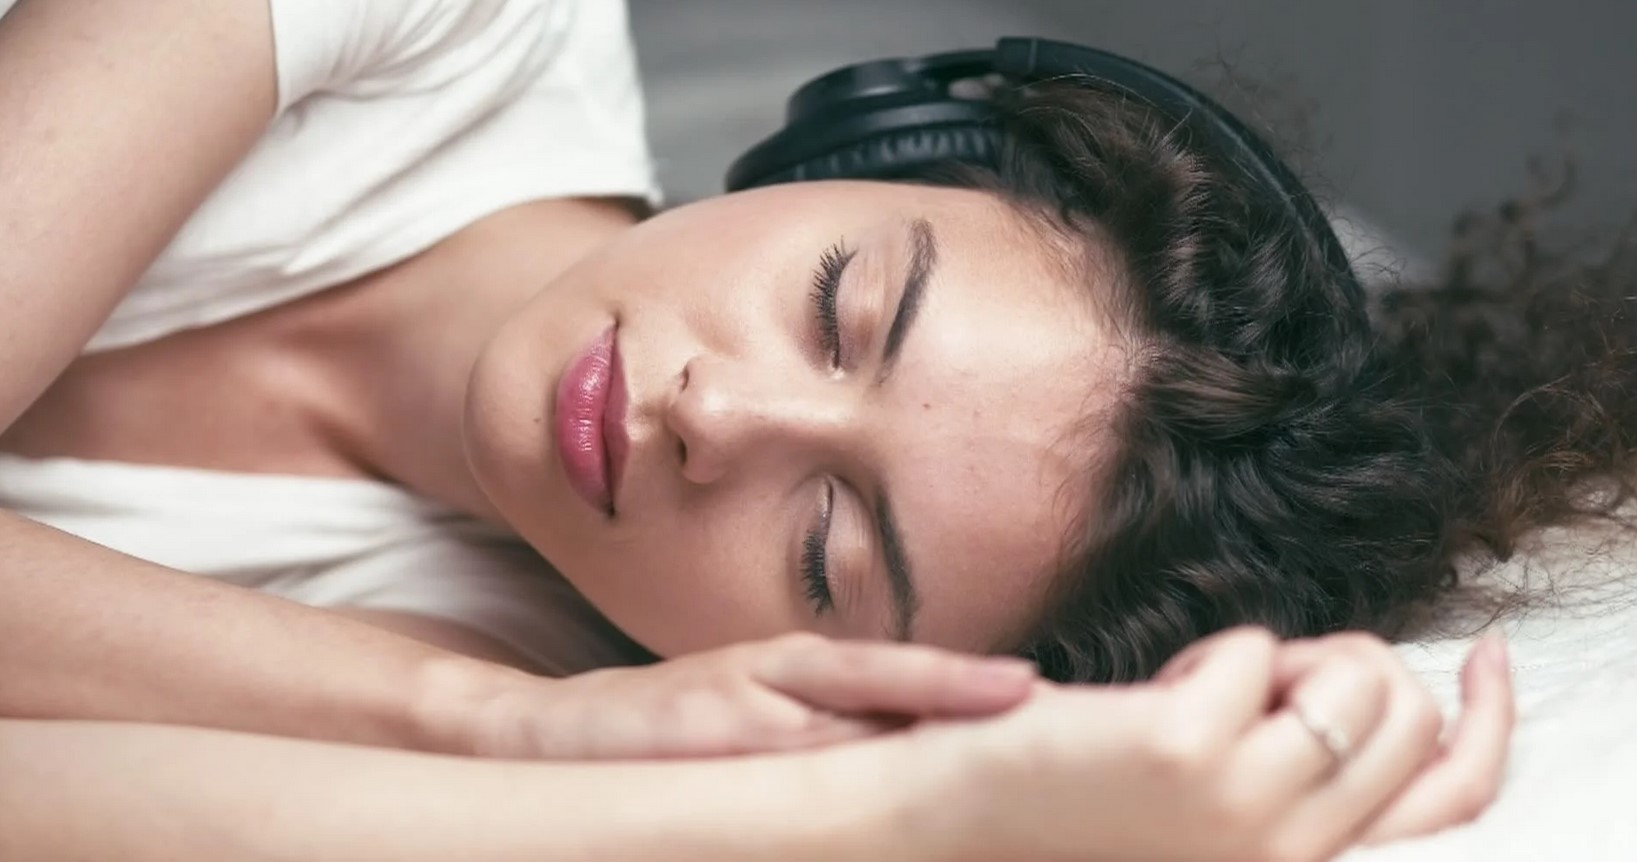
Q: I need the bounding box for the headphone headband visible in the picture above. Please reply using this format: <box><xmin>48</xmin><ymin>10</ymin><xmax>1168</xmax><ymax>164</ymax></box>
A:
<box><xmin>785</xmin><ymin>48</ymin><xmax>996</xmax><ymax>121</ymax></box>
<box><xmin>725</xmin><ymin>37</ymin><xmax>1361</xmax><ymax>304</ymax></box>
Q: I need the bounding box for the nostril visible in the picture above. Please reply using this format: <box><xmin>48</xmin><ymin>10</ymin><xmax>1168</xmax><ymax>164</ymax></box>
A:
<box><xmin>677</xmin><ymin>438</ymin><xmax>688</xmax><ymax>465</ymax></box>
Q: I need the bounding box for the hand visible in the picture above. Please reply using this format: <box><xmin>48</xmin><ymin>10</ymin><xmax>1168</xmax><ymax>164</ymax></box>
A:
<box><xmin>902</xmin><ymin>627</ymin><xmax>1513</xmax><ymax>862</ymax></box>
<box><xmin>468</xmin><ymin>632</ymin><xmax>1038</xmax><ymax>760</ymax></box>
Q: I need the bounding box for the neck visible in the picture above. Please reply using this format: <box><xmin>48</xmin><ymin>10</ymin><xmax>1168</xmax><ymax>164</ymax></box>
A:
<box><xmin>308</xmin><ymin>199</ymin><xmax>638</xmax><ymax>520</ymax></box>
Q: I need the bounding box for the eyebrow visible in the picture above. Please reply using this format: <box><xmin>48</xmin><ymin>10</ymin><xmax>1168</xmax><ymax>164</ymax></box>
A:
<box><xmin>871</xmin><ymin>217</ymin><xmax>937</xmax><ymax>640</ymax></box>
<box><xmin>874</xmin><ymin>488</ymin><xmax>920</xmax><ymax>641</ymax></box>
<box><xmin>878</xmin><ymin>217</ymin><xmax>937</xmax><ymax>382</ymax></box>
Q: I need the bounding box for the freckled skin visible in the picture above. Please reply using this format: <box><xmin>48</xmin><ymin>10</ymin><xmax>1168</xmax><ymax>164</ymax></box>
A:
<box><xmin>465</xmin><ymin>181</ymin><xmax>1122</xmax><ymax>657</ymax></box>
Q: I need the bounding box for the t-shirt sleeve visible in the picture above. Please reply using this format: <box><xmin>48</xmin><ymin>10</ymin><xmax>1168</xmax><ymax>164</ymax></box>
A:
<box><xmin>505</xmin><ymin>0</ymin><xmax>658</xmax><ymax>205</ymax></box>
<box><xmin>268</xmin><ymin>0</ymin><xmax>536</xmax><ymax>113</ymax></box>
<box><xmin>265</xmin><ymin>0</ymin><xmax>655</xmax><ymax>203</ymax></box>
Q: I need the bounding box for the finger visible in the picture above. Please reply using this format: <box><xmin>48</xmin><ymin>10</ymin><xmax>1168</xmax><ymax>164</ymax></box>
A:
<box><xmin>1361</xmin><ymin>634</ymin><xmax>1514</xmax><ymax>843</ymax></box>
<box><xmin>756</xmin><ymin>638</ymin><xmax>1037</xmax><ymax>719</ymax></box>
<box><xmin>1152</xmin><ymin>625</ymin><xmax>1279</xmax><ymax>687</ymax></box>
<box><xmin>1152</xmin><ymin>632</ymin><xmax>1216</xmax><ymax>686</ymax></box>
<box><xmin>670</xmin><ymin>687</ymin><xmax>910</xmax><ymax>758</ymax></box>
<box><xmin>1270</xmin><ymin>633</ymin><xmax>1375</xmax><ymax>689</ymax></box>
<box><xmin>1168</xmin><ymin>627</ymin><xmax>1280</xmax><ymax>742</ymax></box>
<box><xmin>732</xmin><ymin>711</ymin><xmax>907</xmax><ymax>755</ymax></box>
<box><xmin>1227</xmin><ymin>652</ymin><xmax>1389</xmax><ymax>804</ymax></box>
<box><xmin>1273</xmin><ymin>645</ymin><xmax>1447</xmax><ymax>862</ymax></box>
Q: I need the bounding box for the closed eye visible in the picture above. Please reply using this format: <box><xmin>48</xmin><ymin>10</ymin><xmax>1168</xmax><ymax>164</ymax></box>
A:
<box><xmin>810</xmin><ymin>240</ymin><xmax>854</xmax><ymax>368</ymax></box>
<box><xmin>800</xmin><ymin>478</ymin><xmax>836</xmax><ymax>615</ymax></box>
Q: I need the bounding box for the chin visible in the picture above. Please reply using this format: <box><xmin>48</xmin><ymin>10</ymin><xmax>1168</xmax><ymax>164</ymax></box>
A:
<box><xmin>461</xmin><ymin>339</ymin><xmax>557</xmax><ymax>532</ymax></box>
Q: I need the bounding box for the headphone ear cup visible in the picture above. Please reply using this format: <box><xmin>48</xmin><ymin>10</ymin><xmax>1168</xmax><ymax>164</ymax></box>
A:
<box><xmin>727</xmin><ymin>123</ymin><xmax>1000</xmax><ymax>190</ymax></box>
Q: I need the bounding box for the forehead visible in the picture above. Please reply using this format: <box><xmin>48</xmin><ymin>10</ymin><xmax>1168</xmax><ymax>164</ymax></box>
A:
<box><xmin>867</xmin><ymin>191</ymin><xmax>1123</xmax><ymax>651</ymax></box>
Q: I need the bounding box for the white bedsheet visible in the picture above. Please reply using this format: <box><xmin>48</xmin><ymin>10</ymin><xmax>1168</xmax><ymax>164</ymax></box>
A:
<box><xmin>1345</xmin><ymin>521</ymin><xmax>1637</xmax><ymax>860</ymax></box>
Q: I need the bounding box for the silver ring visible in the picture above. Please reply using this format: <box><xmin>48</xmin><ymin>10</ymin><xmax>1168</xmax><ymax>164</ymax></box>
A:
<box><xmin>1293</xmin><ymin>701</ymin><xmax>1353</xmax><ymax>766</ymax></box>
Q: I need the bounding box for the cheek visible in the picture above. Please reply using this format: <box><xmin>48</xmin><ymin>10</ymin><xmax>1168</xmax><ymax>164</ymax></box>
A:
<box><xmin>567</xmin><ymin>500</ymin><xmax>798</xmax><ymax>657</ymax></box>
<box><xmin>609</xmin><ymin>219</ymin><xmax>818</xmax><ymax>341</ymax></box>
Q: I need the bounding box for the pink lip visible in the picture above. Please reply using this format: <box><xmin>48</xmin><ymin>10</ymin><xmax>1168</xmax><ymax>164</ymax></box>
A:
<box><xmin>603</xmin><ymin>332</ymin><xmax>631</xmax><ymax>512</ymax></box>
<box><xmin>554</xmin><ymin>324</ymin><xmax>629</xmax><ymax>515</ymax></box>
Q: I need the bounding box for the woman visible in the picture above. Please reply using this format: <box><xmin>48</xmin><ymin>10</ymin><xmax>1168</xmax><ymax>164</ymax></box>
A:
<box><xmin>0</xmin><ymin>0</ymin><xmax>1529</xmax><ymax>858</ymax></box>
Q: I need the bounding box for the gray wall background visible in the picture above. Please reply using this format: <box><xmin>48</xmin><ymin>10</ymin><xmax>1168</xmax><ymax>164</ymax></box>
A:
<box><xmin>628</xmin><ymin>0</ymin><xmax>1636</xmax><ymax>267</ymax></box>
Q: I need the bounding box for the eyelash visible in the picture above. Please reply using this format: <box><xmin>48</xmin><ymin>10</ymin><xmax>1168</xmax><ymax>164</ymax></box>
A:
<box><xmin>801</xmin><ymin>478</ymin><xmax>836</xmax><ymax>615</ymax></box>
<box><xmin>810</xmin><ymin>241</ymin><xmax>853</xmax><ymax>368</ymax></box>
<box><xmin>800</xmin><ymin>240</ymin><xmax>852</xmax><ymax>616</ymax></box>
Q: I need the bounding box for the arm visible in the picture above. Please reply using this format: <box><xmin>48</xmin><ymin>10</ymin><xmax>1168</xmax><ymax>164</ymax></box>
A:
<box><xmin>335</xmin><ymin>608</ymin><xmax>550</xmax><ymax>671</ymax></box>
<box><xmin>0</xmin><ymin>718</ymin><xmax>930</xmax><ymax>862</ymax></box>
<box><xmin>0</xmin><ymin>0</ymin><xmax>513</xmax><ymax>753</ymax></box>
<box><xmin>0</xmin><ymin>631</ymin><xmax>1510</xmax><ymax>862</ymax></box>
<box><xmin>2</xmin><ymin>507</ymin><xmax>1030</xmax><ymax>759</ymax></box>
<box><xmin>0</xmin><ymin>511</ymin><xmax>528</xmax><ymax>753</ymax></box>
<box><xmin>0</xmin><ymin>0</ymin><xmax>275</xmax><ymax>425</ymax></box>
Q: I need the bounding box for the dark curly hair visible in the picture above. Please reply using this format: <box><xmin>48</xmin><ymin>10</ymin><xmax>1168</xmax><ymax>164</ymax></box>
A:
<box><xmin>935</xmin><ymin>80</ymin><xmax>1637</xmax><ymax>683</ymax></box>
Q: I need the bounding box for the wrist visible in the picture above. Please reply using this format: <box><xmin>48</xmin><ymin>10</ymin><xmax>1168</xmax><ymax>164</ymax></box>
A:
<box><xmin>668</xmin><ymin>740</ymin><xmax>947</xmax><ymax>862</ymax></box>
<box><xmin>800</xmin><ymin>735</ymin><xmax>973</xmax><ymax>862</ymax></box>
<box><xmin>407</xmin><ymin>653</ymin><xmax>542</xmax><ymax>757</ymax></box>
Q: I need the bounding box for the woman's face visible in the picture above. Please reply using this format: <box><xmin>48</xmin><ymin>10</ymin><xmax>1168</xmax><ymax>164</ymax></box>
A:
<box><xmin>466</xmin><ymin>181</ymin><xmax>1121</xmax><ymax>657</ymax></box>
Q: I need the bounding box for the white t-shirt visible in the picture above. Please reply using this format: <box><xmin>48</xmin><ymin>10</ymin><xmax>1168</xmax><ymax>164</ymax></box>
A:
<box><xmin>0</xmin><ymin>0</ymin><xmax>656</xmax><ymax>671</ymax></box>
<box><xmin>0</xmin><ymin>453</ymin><xmax>642</xmax><ymax>675</ymax></box>
<box><xmin>0</xmin><ymin>0</ymin><xmax>657</xmax><ymax>351</ymax></box>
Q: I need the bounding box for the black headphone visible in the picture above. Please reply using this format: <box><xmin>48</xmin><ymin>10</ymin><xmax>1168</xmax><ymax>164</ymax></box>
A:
<box><xmin>725</xmin><ymin>37</ymin><xmax>1360</xmax><ymax>302</ymax></box>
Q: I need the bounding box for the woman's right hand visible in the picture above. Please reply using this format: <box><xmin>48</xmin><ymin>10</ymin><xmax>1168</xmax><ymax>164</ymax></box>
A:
<box><xmin>464</xmin><ymin>632</ymin><xmax>1038</xmax><ymax>760</ymax></box>
<box><xmin>905</xmin><ymin>628</ymin><xmax>1514</xmax><ymax>862</ymax></box>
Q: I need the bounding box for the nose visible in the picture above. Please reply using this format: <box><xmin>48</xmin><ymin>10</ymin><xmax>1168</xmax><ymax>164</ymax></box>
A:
<box><xmin>665</xmin><ymin>354</ymin><xmax>850</xmax><ymax>485</ymax></box>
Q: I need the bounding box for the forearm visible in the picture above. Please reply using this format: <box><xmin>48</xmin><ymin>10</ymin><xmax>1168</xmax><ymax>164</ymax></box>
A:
<box><xmin>0</xmin><ymin>510</ymin><xmax>518</xmax><ymax>753</ymax></box>
<box><xmin>0</xmin><ymin>718</ymin><xmax>931</xmax><ymax>862</ymax></box>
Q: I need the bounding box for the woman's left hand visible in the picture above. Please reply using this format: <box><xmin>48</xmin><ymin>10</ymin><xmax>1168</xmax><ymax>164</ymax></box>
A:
<box><xmin>896</xmin><ymin>627</ymin><xmax>1515</xmax><ymax>862</ymax></box>
<box><xmin>469</xmin><ymin>632</ymin><xmax>1038</xmax><ymax>760</ymax></box>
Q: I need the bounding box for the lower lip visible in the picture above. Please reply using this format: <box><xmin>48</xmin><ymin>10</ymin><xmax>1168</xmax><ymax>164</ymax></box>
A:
<box><xmin>554</xmin><ymin>325</ymin><xmax>622</xmax><ymax>514</ymax></box>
